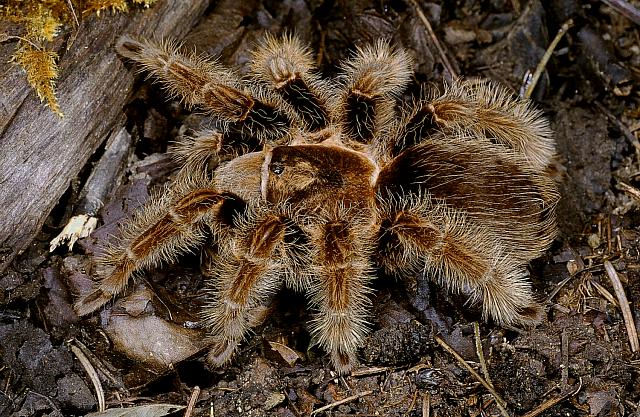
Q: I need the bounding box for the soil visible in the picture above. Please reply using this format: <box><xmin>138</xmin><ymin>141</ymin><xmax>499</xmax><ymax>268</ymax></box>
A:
<box><xmin>1</xmin><ymin>0</ymin><xmax>640</xmax><ymax>416</ymax></box>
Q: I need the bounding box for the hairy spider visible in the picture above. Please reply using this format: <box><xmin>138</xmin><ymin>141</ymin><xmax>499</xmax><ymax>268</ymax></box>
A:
<box><xmin>75</xmin><ymin>34</ymin><xmax>559</xmax><ymax>374</ymax></box>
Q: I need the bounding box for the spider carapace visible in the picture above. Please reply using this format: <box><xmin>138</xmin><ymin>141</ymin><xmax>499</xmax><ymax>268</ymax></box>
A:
<box><xmin>75</xmin><ymin>34</ymin><xmax>559</xmax><ymax>374</ymax></box>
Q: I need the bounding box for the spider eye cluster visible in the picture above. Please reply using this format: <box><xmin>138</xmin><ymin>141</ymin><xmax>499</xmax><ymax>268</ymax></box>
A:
<box><xmin>270</xmin><ymin>162</ymin><xmax>285</xmax><ymax>175</ymax></box>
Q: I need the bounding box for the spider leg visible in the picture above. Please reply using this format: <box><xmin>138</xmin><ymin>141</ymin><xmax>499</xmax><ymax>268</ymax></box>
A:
<box><xmin>377</xmin><ymin>138</ymin><xmax>558</xmax><ymax>263</ymax></box>
<box><xmin>116</xmin><ymin>36</ymin><xmax>292</xmax><ymax>142</ymax></box>
<box><xmin>306</xmin><ymin>206</ymin><xmax>373</xmax><ymax>374</ymax></box>
<box><xmin>377</xmin><ymin>194</ymin><xmax>542</xmax><ymax>327</ymax></box>
<box><xmin>337</xmin><ymin>40</ymin><xmax>412</xmax><ymax>145</ymax></box>
<box><xmin>74</xmin><ymin>178</ymin><xmax>239</xmax><ymax>316</ymax></box>
<box><xmin>390</xmin><ymin>79</ymin><xmax>554</xmax><ymax>170</ymax></box>
<box><xmin>250</xmin><ymin>34</ymin><xmax>334</xmax><ymax>134</ymax></box>
<box><xmin>201</xmin><ymin>208</ymin><xmax>306</xmax><ymax>366</ymax></box>
<box><xmin>169</xmin><ymin>129</ymin><xmax>261</xmax><ymax>176</ymax></box>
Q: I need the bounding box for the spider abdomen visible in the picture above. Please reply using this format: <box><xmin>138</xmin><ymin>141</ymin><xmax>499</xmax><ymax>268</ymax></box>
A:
<box><xmin>376</xmin><ymin>138</ymin><xmax>558</xmax><ymax>261</ymax></box>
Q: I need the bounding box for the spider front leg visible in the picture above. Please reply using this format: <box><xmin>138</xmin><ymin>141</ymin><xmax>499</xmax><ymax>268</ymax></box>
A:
<box><xmin>170</xmin><ymin>129</ymin><xmax>262</xmax><ymax>177</ymax></box>
<box><xmin>201</xmin><ymin>208</ymin><xmax>305</xmax><ymax>366</ymax></box>
<box><xmin>307</xmin><ymin>207</ymin><xmax>374</xmax><ymax>374</ymax></box>
<box><xmin>377</xmin><ymin>195</ymin><xmax>542</xmax><ymax>327</ymax></box>
<box><xmin>250</xmin><ymin>34</ymin><xmax>334</xmax><ymax>134</ymax></box>
<box><xmin>116</xmin><ymin>36</ymin><xmax>293</xmax><ymax>142</ymax></box>
<box><xmin>338</xmin><ymin>40</ymin><xmax>412</xmax><ymax>146</ymax></box>
<box><xmin>74</xmin><ymin>179</ymin><xmax>235</xmax><ymax>316</ymax></box>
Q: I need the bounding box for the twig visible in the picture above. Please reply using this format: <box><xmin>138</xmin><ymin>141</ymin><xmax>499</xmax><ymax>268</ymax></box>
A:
<box><xmin>64</xmin><ymin>0</ymin><xmax>80</xmax><ymax>50</ymax></box>
<box><xmin>184</xmin><ymin>386</ymin><xmax>201</xmax><ymax>417</ymax></box>
<box><xmin>70</xmin><ymin>342</ymin><xmax>105</xmax><ymax>412</ymax></box>
<box><xmin>422</xmin><ymin>392</ymin><xmax>430</xmax><ymax>417</ymax></box>
<box><xmin>0</xmin><ymin>34</ymin><xmax>42</xmax><ymax>50</ymax></box>
<box><xmin>606</xmin><ymin>215</ymin><xmax>613</xmax><ymax>255</ymax></box>
<box><xmin>604</xmin><ymin>260</ymin><xmax>640</xmax><ymax>352</ymax></box>
<box><xmin>521</xmin><ymin>378</ymin><xmax>582</xmax><ymax>417</ymax></box>
<box><xmin>560</xmin><ymin>329</ymin><xmax>569</xmax><ymax>388</ymax></box>
<box><xmin>72</xmin><ymin>339</ymin><xmax>124</xmax><ymax>390</ymax></box>
<box><xmin>510</xmin><ymin>0</ymin><xmax>521</xmax><ymax>14</ymax></box>
<box><xmin>65</xmin><ymin>0</ymin><xmax>80</xmax><ymax>27</ymax></box>
<box><xmin>546</xmin><ymin>249</ymin><xmax>592</xmax><ymax>304</ymax></box>
<box><xmin>283</xmin><ymin>389</ymin><xmax>303</xmax><ymax>417</ymax></box>
<box><xmin>600</xmin><ymin>0</ymin><xmax>640</xmax><ymax>25</ymax></box>
<box><xmin>3</xmin><ymin>369</ymin><xmax>11</xmax><ymax>395</ymax></box>
<box><xmin>591</xmin><ymin>279</ymin><xmax>619</xmax><ymax>306</ymax></box>
<box><xmin>473</xmin><ymin>322</ymin><xmax>494</xmax><ymax>389</ymax></box>
<box><xmin>350</xmin><ymin>366</ymin><xmax>393</xmax><ymax>377</ymax></box>
<box><xmin>618</xmin><ymin>182</ymin><xmax>640</xmax><ymax>203</ymax></box>
<box><xmin>545</xmin><ymin>276</ymin><xmax>572</xmax><ymax>303</ymax></box>
<box><xmin>406</xmin><ymin>0</ymin><xmax>458</xmax><ymax>81</ymax></box>
<box><xmin>523</xmin><ymin>19</ymin><xmax>573</xmax><ymax>99</ymax></box>
<box><xmin>435</xmin><ymin>335</ymin><xmax>510</xmax><ymax>417</ymax></box>
<box><xmin>404</xmin><ymin>390</ymin><xmax>419</xmax><ymax>416</ymax></box>
<box><xmin>625</xmin><ymin>399</ymin><xmax>639</xmax><ymax>410</ymax></box>
<box><xmin>594</xmin><ymin>101</ymin><xmax>640</xmax><ymax>157</ymax></box>
<box><xmin>339</xmin><ymin>375</ymin><xmax>352</xmax><ymax>391</ymax></box>
<box><xmin>310</xmin><ymin>390</ymin><xmax>374</xmax><ymax>416</ymax></box>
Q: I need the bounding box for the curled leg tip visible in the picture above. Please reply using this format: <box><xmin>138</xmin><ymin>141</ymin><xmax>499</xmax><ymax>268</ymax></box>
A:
<box><xmin>330</xmin><ymin>350</ymin><xmax>358</xmax><ymax>375</ymax></box>
<box><xmin>206</xmin><ymin>339</ymin><xmax>239</xmax><ymax>367</ymax></box>
<box><xmin>516</xmin><ymin>303</ymin><xmax>545</xmax><ymax>328</ymax></box>
<box><xmin>74</xmin><ymin>289</ymin><xmax>112</xmax><ymax>317</ymax></box>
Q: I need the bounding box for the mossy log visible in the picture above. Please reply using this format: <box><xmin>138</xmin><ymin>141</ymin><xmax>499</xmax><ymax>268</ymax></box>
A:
<box><xmin>0</xmin><ymin>0</ymin><xmax>210</xmax><ymax>272</ymax></box>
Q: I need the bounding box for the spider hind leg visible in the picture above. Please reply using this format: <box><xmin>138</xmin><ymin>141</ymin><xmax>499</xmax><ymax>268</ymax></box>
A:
<box><xmin>377</xmin><ymin>195</ymin><xmax>543</xmax><ymax>328</ymax></box>
<box><xmin>377</xmin><ymin>139</ymin><xmax>559</xmax><ymax>263</ymax></box>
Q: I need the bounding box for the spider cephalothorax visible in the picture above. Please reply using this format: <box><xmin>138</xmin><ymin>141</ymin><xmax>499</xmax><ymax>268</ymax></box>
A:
<box><xmin>75</xmin><ymin>34</ymin><xmax>559</xmax><ymax>373</ymax></box>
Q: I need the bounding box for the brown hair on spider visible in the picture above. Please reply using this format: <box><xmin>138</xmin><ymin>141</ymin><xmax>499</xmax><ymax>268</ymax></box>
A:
<box><xmin>75</xmin><ymin>33</ymin><xmax>558</xmax><ymax>374</ymax></box>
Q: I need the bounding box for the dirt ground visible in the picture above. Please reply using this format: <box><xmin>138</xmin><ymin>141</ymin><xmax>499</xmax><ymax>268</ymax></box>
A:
<box><xmin>1</xmin><ymin>0</ymin><xmax>640</xmax><ymax>416</ymax></box>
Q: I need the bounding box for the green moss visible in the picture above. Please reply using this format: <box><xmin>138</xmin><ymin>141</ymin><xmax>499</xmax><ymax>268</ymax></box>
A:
<box><xmin>0</xmin><ymin>0</ymin><xmax>158</xmax><ymax>117</ymax></box>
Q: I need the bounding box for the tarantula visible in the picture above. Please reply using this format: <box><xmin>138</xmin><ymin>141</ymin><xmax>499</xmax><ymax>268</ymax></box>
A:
<box><xmin>75</xmin><ymin>34</ymin><xmax>559</xmax><ymax>374</ymax></box>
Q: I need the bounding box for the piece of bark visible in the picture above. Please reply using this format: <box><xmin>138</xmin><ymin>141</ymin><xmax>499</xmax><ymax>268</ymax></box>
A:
<box><xmin>0</xmin><ymin>0</ymin><xmax>210</xmax><ymax>272</ymax></box>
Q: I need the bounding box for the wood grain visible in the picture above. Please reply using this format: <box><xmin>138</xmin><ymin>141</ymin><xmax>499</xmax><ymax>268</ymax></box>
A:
<box><xmin>0</xmin><ymin>0</ymin><xmax>210</xmax><ymax>272</ymax></box>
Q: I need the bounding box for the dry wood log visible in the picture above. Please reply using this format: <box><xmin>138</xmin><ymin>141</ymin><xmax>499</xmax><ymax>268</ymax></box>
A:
<box><xmin>0</xmin><ymin>0</ymin><xmax>210</xmax><ymax>272</ymax></box>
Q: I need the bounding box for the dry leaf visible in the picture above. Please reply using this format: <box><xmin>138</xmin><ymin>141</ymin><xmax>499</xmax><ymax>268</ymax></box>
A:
<box><xmin>268</xmin><ymin>341</ymin><xmax>304</xmax><ymax>366</ymax></box>
<box><xmin>84</xmin><ymin>404</ymin><xmax>184</xmax><ymax>417</ymax></box>
<box><xmin>105</xmin><ymin>307</ymin><xmax>207</xmax><ymax>371</ymax></box>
